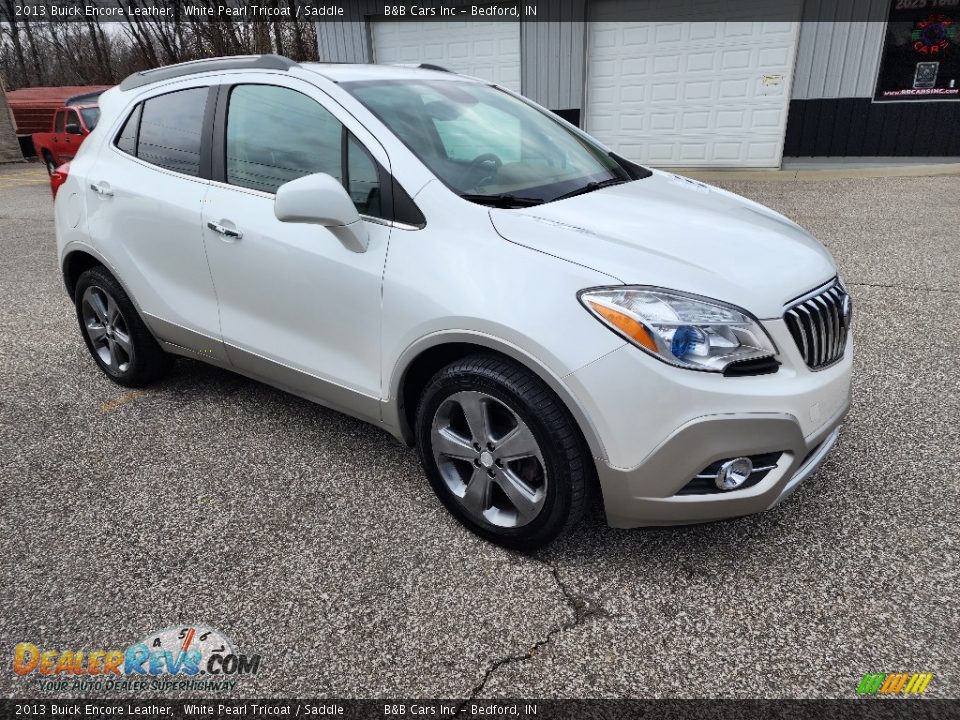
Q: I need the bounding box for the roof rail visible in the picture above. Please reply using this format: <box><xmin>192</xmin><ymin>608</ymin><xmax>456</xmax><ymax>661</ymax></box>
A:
<box><xmin>418</xmin><ymin>63</ymin><xmax>454</xmax><ymax>73</ymax></box>
<box><xmin>119</xmin><ymin>54</ymin><xmax>298</xmax><ymax>91</ymax></box>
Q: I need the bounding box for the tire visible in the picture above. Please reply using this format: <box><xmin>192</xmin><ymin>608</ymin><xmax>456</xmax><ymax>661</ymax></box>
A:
<box><xmin>74</xmin><ymin>266</ymin><xmax>169</xmax><ymax>387</ymax></box>
<box><xmin>415</xmin><ymin>354</ymin><xmax>591</xmax><ymax>551</ymax></box>
<box><xmin>44</xmin><ymin>152</ymin><xmax>57</xmax><ymax>176</ymax></box>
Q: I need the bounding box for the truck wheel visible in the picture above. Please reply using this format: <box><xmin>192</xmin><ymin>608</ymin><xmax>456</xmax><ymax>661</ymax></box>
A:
<box><xmin>74</xmin><ymin>266</ymin><xmax>169</xmax><ymax>387</ymax></box>
<box><xmin>415</xmin><ymin>354</ymin><xmax>592</xmax><ymax>551</ymax></box>
<box><xmin>44</xmin><ymin>152</ymin><xmax>57</xmax><ymax>176</ymax></box>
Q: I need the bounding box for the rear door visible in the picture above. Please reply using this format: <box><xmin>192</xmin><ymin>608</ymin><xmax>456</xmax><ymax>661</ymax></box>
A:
<box><xmin>85</xmin><ymin>80</ymin><xmax>226</xmax><ymax>362</ymax></box>
<box><xmin>200</xmin><ymin>77</ymin><xmax>392</xmax><ymax>418</ymax></box>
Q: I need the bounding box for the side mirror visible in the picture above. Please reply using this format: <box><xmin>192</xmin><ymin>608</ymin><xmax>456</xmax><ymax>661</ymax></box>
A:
<box><xmin>65</xmin><ymin>122</ymin><xmax>82</xmax><ymax>135</ymax></box>
<box><xmin>274</xmin><ymin>172</ymin><xmax>368</xmax><ymax>253</ymax></box>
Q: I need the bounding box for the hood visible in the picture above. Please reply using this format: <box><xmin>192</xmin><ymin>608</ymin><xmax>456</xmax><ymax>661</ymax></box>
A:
<box><xmin>488</xmin><ymin>170</ymin><xmax>836</xmax><ymax>319</ymax></box>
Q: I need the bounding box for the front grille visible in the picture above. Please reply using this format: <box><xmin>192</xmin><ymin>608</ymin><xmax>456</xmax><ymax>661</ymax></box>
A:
<box><xmin>784</xmin><ymin>279</ymin><xmax>851</xmax><ymax>370</ymax></box>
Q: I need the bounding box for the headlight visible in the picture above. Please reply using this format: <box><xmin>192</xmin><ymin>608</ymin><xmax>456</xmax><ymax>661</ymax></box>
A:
<box><xmin>579</xmin><ymin>286</ymin><xmax>777</xmax><ymax>372</ymax></box>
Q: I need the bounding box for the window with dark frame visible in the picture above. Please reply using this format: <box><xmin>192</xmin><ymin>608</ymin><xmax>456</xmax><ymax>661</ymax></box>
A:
<box><xmin>224</xmin><ymin>83</ymin><xmax>383</xmax><ymax>218</ymax></box>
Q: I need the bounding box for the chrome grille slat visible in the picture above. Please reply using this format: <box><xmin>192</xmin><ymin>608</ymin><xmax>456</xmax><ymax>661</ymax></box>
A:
<box><xmin>800</xmin><ymin>305</ymin><xmax>819</xmax><ymax>366</ymax></box>
<box><xmin>783</xmin><ymin>279</ymin><xmax>850</xmax><ymax>370</ymax></box>
<box><xmin>827</xmin><ymin>289</ymin><xmax>842</xmax><ymax>358</ymax></box>
<box><xmin>813</xmin><ymin>296</ymin><xmax>831</xmax><ymax>366</ymax></box>
<box><xmin>831</xmin><ymin>288</ymin><xmax>844</xmax><ymax>357</ymax></box>
<box><xmin>786</xmin><ymin>308</ymin><xmax>807</xmax><ymax>360</ymax></box>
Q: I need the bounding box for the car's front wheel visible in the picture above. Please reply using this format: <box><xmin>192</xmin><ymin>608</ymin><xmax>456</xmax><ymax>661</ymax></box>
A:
<box><xmin>74</xmin><ymin>266</ymin><xmax>169</xmax><ymax>387</ymax></box>
<box><xmin>415</xmin><ymin>354</ymin><xmax>591</xmax><ymax>551</ymax></box>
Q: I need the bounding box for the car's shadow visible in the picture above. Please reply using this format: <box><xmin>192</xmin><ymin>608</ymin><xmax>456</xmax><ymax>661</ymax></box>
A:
<box><xmin>149</xmin><ymin>355</ymin><xmax>839</xmax><ymax>572</ymax></box>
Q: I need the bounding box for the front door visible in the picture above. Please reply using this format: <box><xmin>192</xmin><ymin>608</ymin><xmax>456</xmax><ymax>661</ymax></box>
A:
<box><xmin>60</xmin><ymin>109</ymin><xmax>82</xmax><ymax>161</ymax></box>
<box><xmin>201</xmin><ymin>80</ymin><xmax>391</xmax><ymax>421</ymax></box>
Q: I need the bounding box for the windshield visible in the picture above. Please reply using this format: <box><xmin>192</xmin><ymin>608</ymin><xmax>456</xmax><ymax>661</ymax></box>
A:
<box><xmin>80</xmin><ymin>107</ymin><xmax>100</xmax><ymax>130</ymax></box>
<box><xmin>343</xmin><ymin>79</ymin><xmax>632</xmax><ymax>205</ymax></box>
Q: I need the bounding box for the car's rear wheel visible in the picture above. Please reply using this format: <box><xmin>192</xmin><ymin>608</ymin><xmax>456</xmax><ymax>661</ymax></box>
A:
<box><xmin>74</xmin><ymin>266</ymin><xmax>169</xmax><ymax>387</ymax></box>
<box><xmin>43</xmin><ymin>152</ymin><xmax>57</xmax><ymax>176</ymax></box>
<box><xmin>415</xmin><ymin>354</ymin><xmax>591</xmax><ymax>551</ymax></box>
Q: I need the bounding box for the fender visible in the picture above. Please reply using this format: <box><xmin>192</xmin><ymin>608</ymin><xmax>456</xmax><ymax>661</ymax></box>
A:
<box><xmin>384</xmin><ymin>329</ymin><xmax>609</xmax><ymax>462</ymax></box>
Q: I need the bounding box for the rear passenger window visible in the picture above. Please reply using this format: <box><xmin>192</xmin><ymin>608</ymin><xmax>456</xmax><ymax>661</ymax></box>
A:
<box><xmin>54</xmin><ymin>111</ymin><xmax>64</xmax><ymax>133</ymax></box>
<box><xmin>226</xmin><ymin>84</ymin><xmax>342</xmax><ymax>194</ymax></box>
<box><xmin>133</xmin><ymin>87</ymin><xmax>207</xmax><ymax>176</ymax></box>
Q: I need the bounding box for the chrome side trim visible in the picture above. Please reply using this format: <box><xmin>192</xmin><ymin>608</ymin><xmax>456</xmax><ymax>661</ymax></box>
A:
<box><xmin>143</xmin><ymin>313</ymin><xmax>230</xmax><ymax>364</ymax></box>
<box><xmin>360</xmin><ymin>214</ymin><xmax>424</xmax><ymax>231</ymax></box>
<box><xmin>769</xmin><ymin>429</ymin><xmax>840</xmax><ymax>508</ymax></box>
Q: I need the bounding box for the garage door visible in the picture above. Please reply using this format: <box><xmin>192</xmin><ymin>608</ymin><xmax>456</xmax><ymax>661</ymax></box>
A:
<box><xmin>585</xmin><ymin>11</ymin><xmax>799</xmax><ymax>167</ymax></box>
<box><xmin>372</xmin><ymin>20</ymin><xmax>521</xmax><ymax>92</ymax></box>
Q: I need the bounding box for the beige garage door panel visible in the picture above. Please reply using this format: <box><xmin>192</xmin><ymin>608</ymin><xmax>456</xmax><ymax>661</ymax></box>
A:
<box><xmin>372</xmin><ymin>21</ymin><xmax>521</xmax><ymax>92</ymax></box>
<box><xmin>586</xmin><ymin>15</ymin><xmax>799</xmax><ymax>167</ymax></box>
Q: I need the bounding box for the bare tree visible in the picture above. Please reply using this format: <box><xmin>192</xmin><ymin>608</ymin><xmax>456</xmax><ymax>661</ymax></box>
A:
<box><xmin>1</xmin><ymin>3</ymin><xmax>319</xmax><ymax>91</ymax></box>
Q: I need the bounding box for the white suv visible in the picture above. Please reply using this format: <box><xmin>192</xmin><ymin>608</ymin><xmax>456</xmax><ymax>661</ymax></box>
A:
<box><xmin>54</xmin><ymin>55</ymin><xmax>852</xmax><ymax>550</ymax></box>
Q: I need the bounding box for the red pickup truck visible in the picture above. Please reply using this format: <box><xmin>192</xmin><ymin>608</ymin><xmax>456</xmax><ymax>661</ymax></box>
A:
<box><xmin>32</xmin><ymin>95</ymin><xmax>101</xmax><ymax>175</ymax></box>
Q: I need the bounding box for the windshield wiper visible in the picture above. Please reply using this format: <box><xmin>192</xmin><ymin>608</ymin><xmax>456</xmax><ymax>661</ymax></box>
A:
<box><xmin>551</xmin><ymin>177</ymin><xmax>630</xmax><ymax>202</ymax></box>
<box><xmin>460</xmin><ymin>193</ymin><xmax>543</xmax><ymax>208</ymax></box>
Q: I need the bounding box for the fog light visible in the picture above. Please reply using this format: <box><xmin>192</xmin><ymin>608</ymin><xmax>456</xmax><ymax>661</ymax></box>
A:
<box><xmin>715</xmin><ymin>457</ymin><xmax>753</xmax><ymax>490</ymax></box>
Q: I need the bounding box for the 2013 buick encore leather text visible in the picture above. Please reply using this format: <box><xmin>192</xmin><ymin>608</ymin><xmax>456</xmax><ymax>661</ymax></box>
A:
<box><xmin>53</xmin><ymin>55</ymin><xmax>852</xmax><ymax>550</ymax></box>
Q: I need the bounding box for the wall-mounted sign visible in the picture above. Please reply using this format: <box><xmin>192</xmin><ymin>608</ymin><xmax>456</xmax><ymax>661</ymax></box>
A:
<box><xmin>875</xmin><ymin>0</ymin><xmax>960</xmax><ymax>101</ymax></box>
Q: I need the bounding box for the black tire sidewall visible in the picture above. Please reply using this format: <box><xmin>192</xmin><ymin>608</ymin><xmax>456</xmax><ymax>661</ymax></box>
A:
<box><xmin>416</xmin><ymin>357</ymin><xmax>586</xmax><ymax>551</ymax></box>
<box><xmin>74</xmin><ymin>267</ymin><xmax>166</xmax><ymax>388</ymax></box>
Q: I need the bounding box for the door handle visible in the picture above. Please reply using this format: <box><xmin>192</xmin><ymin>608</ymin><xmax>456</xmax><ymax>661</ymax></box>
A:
<box><xmin>90</xmin><ymin>183</ymin><xmax>113</xmax><ymax>197</ymax></box>
<box><xmin>207</xmin><ymin>221</ymin><xmax>243</xmax><ymax>240</ymax></box>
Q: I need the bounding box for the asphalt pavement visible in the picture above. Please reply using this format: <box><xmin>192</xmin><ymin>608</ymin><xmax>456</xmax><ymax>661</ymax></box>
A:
<box><xmin>0</xmin><ymin>161</ymin><xmax>957</xmax><ymax>699</ymax></box>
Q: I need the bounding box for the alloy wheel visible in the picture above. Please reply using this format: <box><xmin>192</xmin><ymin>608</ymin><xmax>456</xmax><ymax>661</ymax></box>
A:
<box><xmin>430</xmin><ymin>390</ymin><xmax>548</xmax><ymax>528</ymax></box>
<box><xmin>81</xmin><ymin>286</ymin><xmax>135</xmax><ymax>374</ymax></box>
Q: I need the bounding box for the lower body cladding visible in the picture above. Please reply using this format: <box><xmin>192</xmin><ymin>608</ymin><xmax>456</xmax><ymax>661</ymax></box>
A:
<box><xmin>566</xmin><ymin>320</ymin><xmax>853</xmax><ymax>528</ymax></box>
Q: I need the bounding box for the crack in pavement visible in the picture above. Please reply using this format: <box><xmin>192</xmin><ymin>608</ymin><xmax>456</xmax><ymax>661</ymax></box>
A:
<box><xmin>848</xmin><ymin>281</ymin><xmax>959</xmax><ymax>295</ymax></box>
<box><xmin>458</xmin><ymin>562</ymin><xmax>612</xmax><ymax>707</ymax></box>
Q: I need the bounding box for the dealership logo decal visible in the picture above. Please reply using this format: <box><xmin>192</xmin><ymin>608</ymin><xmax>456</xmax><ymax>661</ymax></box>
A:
<box><xmin>13</xmin><ymin>625</ymin><xmax>260</xmax><ymax>692</ymax></box>
<box><xmin>857</xmin><ymin>672</ymin><xmax>933</xmax><ymax>695</ymax></box>
<box><xmin>911</xmin><ymin>14</ymin><xmax>956</xmax><ymax>55</ymax></box>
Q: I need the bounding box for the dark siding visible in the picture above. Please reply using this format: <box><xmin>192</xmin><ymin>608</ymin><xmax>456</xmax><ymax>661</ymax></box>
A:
<box><xmin>551</xmin><ymin>108</ymin><xmax>581</xmax><ymax>126</ymax></box>
<box><xmin>784</xmin><ymin>98</ymin><xmax>960</xmax><ymax>157</ymax></box>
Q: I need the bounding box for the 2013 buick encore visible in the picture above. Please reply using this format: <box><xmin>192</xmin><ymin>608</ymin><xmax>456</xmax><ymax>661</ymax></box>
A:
<box><xmin>53</xmin><ymin>55</ymin><xmax>852</xmax><ymax>550</ymax></box>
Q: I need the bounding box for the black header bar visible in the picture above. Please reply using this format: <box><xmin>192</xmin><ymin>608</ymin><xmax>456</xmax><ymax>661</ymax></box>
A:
<box><xmin>0</xmin><ymin>0</ymin><xmax>908</xmax><ymax>24</ymax></box>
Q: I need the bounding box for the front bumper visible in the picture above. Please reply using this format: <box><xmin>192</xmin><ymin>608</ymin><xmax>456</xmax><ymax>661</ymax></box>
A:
<box><xmin>595</xmin><ymin>400</ymin><xmax>848</xmax><ymax>528</ymax></box>
<box><xmin>566</xmin><ymin>318</ymin><xmax>852</xmax><ymax>528</ymax></box>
